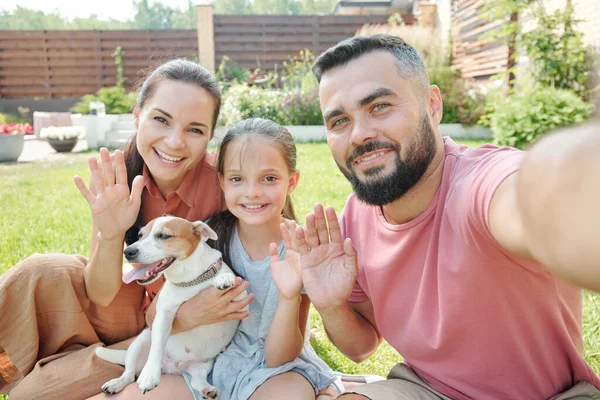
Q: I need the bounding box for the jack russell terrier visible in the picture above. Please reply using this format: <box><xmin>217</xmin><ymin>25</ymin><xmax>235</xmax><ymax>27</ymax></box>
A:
<box><xmin>95</xmin><ymin>215</ymin><xmax>246</xmax><ymax>398</ymax></box>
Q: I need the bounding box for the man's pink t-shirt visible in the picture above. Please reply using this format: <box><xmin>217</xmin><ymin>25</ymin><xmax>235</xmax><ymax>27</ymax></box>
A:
<box><xmin>341</xmin><ymin>137</ymin><xmax>600</xmax><ymax>400</ymax></box>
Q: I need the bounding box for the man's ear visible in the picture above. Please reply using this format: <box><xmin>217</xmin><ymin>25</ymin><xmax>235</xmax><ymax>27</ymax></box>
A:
<box><xmin>428</xmin><ymin>85</ymin><xmax>443</xmax><ymax>126</ymax></box>
<box><xmin>192</xmin><ymin>221</ymin><xmax>218</xmax><ymax>242</ymax></box>
<box><xmin>287</xmin><ymin>170</ymin><xmax>301</xmax><ymax>195</ymax></box>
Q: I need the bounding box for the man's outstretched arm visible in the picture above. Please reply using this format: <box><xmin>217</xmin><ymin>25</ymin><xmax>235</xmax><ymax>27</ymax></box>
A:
<box><xmin>489</xmin><ymin>118</ymin><xmax>600</xmax><ymax>290</ymax></box>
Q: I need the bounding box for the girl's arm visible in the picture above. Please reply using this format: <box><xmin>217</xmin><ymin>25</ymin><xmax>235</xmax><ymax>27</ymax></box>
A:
<box><xmin>264</xmin><ymin>294</ymin><xmax>310</xmax><ymax>368</ymax></box>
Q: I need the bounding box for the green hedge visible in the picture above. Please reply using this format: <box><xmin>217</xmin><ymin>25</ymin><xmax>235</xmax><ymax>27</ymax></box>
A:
<box><xmin>489</xmin><ymin>87</ymin><xmax>594</xmax><ymax>149</ymax></box>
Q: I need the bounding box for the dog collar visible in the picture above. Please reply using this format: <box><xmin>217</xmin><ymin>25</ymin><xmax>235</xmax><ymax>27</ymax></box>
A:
<box><xmin>172</xmin><ymin>258</ymin><xmax>223</xmax><ymax>288</ymax></box>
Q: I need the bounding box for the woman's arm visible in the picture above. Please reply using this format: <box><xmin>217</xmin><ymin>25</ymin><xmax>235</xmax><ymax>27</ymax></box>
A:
<box><xmin>74</xmin><ymin>148</ymin><xmax>144</xmax><ymax>307</ymax></box>
<box><xmin>84</xmin><ymin>228</ymin><xmax>126</xmax><ymax>307</ymax></box>
<box><xmin>264</xmin><ymin>294</ymin><xmax>310</xmax><ymax>368</ymax></box>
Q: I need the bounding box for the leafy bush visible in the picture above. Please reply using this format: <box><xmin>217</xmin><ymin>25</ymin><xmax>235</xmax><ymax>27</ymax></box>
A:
<box><xmin>219</xmin><ymin>84</ymin><xmax>323</xmax><ymax>127</ymax></box>
<box><xmin>215</xmin><ymin>56</ymin><xmax>253</xmax><ymax>91</ymax></box>
<box><xmin>488</xmin><ymin>87</ymin><xmax>594</xmax><ymax>149</ymax></box>
<box><xmin>281</xmin><ymin>89</ymin><xmax>323</xmax><ymax>126</ymax></box>
<box><xmin>70</xmin><ymin>86</ymin><xmax>137</xmax><ymax>114</ymax></box>
<box><xmin>218</xmin><ymin>50</ymin><xmax>324</xmax><ymax>127</ymax></box>
<box><xmin>282</xmin><ymin>50</ymin><xmax>318</xmax><ymax>93</ymax></box>
<box><xmin>219</xmin><ymin>84</ymin><xmax>287</xmax><ymax>127</ymax></box>
<box><xmin>429</xmin><ymin>66</ymin><xmax>487</xmax><ymax>125</ymax></box>
<box><xmin>0</xmin><ymin>107</ymin><xmax>30</xmax><ymax>124</ymax></box>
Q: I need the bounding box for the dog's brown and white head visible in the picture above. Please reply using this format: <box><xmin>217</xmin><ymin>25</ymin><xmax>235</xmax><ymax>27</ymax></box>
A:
<box><xmin>122</xmin><ymin>216</ymin><xmax>218</xmax><ymax>285</ymax></box>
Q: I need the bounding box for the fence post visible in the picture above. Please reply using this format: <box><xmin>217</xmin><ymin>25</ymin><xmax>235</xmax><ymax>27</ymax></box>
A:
<box><xmin>196</xmin><ymin>3</ymin><xmax>215</xmax><ymax>74</ymax></box>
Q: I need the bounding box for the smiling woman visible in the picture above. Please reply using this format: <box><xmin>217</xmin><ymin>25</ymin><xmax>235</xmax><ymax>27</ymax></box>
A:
<box><xmin>0</xmin><ymin>59</ymin><xmax>254</xmax><ymax>400</ymax></box>
<box><xmin>134</xmin><ymin>81</ymin><xmax>216</xmax><ymax>197</ymax></box>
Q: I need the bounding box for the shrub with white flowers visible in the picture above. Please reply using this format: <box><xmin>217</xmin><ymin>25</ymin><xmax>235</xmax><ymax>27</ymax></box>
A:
<box><xmin>40</xmin><ymin>126</ymin><xmax>85</xmax><ymax>141</ymax></box>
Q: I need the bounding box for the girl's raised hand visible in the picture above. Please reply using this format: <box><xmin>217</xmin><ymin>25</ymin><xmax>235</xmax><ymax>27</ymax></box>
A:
<box><xmin>74</xmin><ymin>148</ymin><xmax>145</xmax><ymax>241</ymax></box>
<box><xmin>269</xmin><ymin>221</ymin><xmax>303</xmax><ymax>301</ymax></box>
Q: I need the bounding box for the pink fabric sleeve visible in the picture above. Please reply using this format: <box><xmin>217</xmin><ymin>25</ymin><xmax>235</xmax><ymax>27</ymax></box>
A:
<box><xmin>466</xmin><ymin>147</ymin><xmax>524</xmax><ymax>243</ymax></box>
<box><xmin>448</xmin><ymin>147</ymin><xmax>546</xmax><ymax>272</ymax></box>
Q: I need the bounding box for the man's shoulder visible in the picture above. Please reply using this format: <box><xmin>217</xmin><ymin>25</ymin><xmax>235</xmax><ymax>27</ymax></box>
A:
<box><xmin>444</xmin><ymin>137</ymin><xmax>521</xmax><ymax>163</ymax></box>
<box><xmin>443</xmin><ymin>137</ymin><xmax>524</xmax><ymax>184</ymax></box>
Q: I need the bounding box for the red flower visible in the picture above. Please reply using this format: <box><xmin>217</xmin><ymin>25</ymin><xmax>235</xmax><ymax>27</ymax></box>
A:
<box><xmin>0</xmin><ymin>123</ymin><xmax>33</xmax><ymax>135</ymax></box>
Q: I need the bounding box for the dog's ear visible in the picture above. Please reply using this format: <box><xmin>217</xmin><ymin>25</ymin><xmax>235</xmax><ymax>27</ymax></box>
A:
<box><xmin>192</xmin><ymin>221</ymin><xmax>218</xmax><ymax>242</ymax></box>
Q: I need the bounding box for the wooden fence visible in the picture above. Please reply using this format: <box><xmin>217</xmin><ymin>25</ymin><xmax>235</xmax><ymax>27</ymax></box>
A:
<box><xmin>0</xmin><ymin>30</ymin><xmax>198</xmax><ymax>98</ymax></box>
<box><xmin>213</xmin><ymin>14</ymin><xmax>389</xmax><ymax>70</ymax></box>
<box><xmin>0</xmin><ymin>14</ymin><xmax>388</xmax><ymax>99</ymax></box>
<box><xmin>451</xmin><ymin>0</ymin><xmax>509</xmax><ymax>79</ymax></box>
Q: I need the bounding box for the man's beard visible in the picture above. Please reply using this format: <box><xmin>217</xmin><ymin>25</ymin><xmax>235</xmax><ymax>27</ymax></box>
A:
<box><xmin>336</xmin><ymin>114</ymin><xmax>437</xmax><ymax>206</ymax></box>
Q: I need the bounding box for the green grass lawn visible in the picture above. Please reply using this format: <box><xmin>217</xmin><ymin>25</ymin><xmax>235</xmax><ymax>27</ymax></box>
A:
<box><xmin>1</xmin><ymin>139</ymin><xmax>599</xmax><ymax>399</ymax></box>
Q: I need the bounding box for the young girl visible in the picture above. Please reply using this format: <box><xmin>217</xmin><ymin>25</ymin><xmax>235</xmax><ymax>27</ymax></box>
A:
<box><xmin>194</xmin><ymin>118</ymin><xmax>341</xmax><ymax>400</ymax></box>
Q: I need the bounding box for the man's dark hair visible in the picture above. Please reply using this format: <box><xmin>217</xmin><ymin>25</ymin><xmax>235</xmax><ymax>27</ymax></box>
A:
<box><xmin>312</xmin><ymin>34</ymin><xmax>430</xmax><ymax>97</ymax></box>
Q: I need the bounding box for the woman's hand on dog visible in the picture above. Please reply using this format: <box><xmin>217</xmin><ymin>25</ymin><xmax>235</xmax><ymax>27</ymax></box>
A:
<box><xmin>153</xmin><ymin>277</ymin><xmax>254</xmax><ymax>334</ymax></box>
<box><xmin>74</xmin><ymin>148</ymin><xmax>145</xmax><ymax>241</ymax></box>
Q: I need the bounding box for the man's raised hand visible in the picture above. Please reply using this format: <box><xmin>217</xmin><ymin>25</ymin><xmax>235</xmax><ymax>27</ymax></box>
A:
<box><xmin>292</xmin><ymin>204</ymin><xmax>358</xmax><ymax>311</ymax></box>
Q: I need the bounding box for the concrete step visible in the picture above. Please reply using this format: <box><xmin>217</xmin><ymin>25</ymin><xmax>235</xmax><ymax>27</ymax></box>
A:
<box><xmin>114</xmin><ymin>114</ymin><xmax>134</xmax><ymax>122</ymax></box>
<box><xmin>104</xmin><ymin>130</ymin><xmax>133</xmax><ymax>148</ymax></box>
<box><xmin>114</xmin><ymin>120</ymin><xmax>135</xmax><ymax>131</ymax></box>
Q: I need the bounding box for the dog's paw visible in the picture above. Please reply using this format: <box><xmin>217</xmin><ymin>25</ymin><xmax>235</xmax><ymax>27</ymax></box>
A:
<box><xmin>201</xmin><ymin>384</ymin><xmax>219</xmax><ymax>399</ymax></box>
<box><xmin>137</xmin><ymin>364</ymin><xmax>161</xmax><ymax>394</ymax></box>
<box><xmin>101</xmin><ymin>373</ymin><xmax>135</xmax><ymax>395</ymax></box>
<box><xmin>214</xmin><ymin>273</ymin><xmax>235</xmax><ymax>290</ymax></box>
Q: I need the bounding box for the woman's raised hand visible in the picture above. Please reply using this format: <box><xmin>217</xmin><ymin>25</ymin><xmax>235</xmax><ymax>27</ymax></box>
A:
<box><xmin>74</xmin><ymin>148</ymin><xmax>145</xmax><ymax>241</ymax></box>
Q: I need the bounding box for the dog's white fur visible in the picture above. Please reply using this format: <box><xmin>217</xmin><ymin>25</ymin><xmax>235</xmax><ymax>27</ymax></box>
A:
<box><xmin>95</xmin><ymin>216</ymin><xmax>246</xmax><ymax>398</ymax></box>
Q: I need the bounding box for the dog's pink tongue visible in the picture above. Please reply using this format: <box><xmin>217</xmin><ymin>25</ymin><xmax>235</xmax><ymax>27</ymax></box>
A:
<box><xmin>122</xmin><ymin>262</ymin><xmax>161</xmax><ymax>284</ymax></box>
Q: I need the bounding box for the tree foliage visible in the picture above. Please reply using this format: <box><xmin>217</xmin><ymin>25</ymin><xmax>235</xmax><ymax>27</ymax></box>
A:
<box><xmin>520</xmin><ymin>4</ymin><xmax>592</xmax><ymax>96</ymax></box>
<box><xmin>214</xmin><ymin>0</ymin><xmax>337</xmax><ymax>14</ymax></box>
<box><xmin>0</xmin><ymin>6</ymin><xmax>134</xmax><ymax>29</ymax></box>
<box><xmin>0</xmin><ymin>0</ymin><xmax>339</xmax><ymax>30</ymax></box>
<box><xmin>481</xmin><ymin>0</ymin><xmax>592</xmax><ymax>95</ymax></box>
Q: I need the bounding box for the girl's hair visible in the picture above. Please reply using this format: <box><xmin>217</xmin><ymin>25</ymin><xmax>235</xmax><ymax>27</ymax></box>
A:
<box><xmin>208</xmin><ymin>117</ymin><xmax>298</xmax><ymax>266</ymax></box>
<box><xmin>123</xmin><ymin>59</ymin><xmax>222</xmax><ymax>245</ymax></box>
